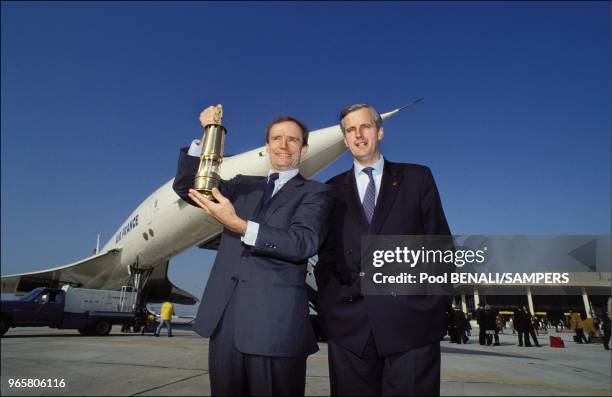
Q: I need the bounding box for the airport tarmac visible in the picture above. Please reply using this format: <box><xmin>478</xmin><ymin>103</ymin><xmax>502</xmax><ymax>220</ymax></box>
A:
<box><xmin>1</xmin><ymin>325</ymin><xmax>610</xmax><ymax>396</ymax></box>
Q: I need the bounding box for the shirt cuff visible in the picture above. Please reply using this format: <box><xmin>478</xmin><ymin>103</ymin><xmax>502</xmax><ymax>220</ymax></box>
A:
<box><xmin>187</xmin><ymin>139</ymin><xmax>203</xmax><ymax>157</ymax></box>
<box><xmin>241</xmin><ymin>221</ymin><xmax>259</xmax><ymax>246</ymax></box>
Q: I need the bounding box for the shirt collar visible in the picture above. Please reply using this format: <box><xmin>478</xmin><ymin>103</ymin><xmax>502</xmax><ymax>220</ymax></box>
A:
<box><xmin>268</xmin><ymin>168</ymin><xmax>299</xmax><ymax>183</ymax></box>
<box><xmin>353</xmin><ymin>155</ymin><xmax>385</xmax><ymax>178</ymax></box>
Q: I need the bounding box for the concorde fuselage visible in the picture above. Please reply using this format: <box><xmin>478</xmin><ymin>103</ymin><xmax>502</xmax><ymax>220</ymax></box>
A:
<box><xmin>100</xmin><ymin>124</ymin><xmax>348</xmax><ymax>274</ymax></box>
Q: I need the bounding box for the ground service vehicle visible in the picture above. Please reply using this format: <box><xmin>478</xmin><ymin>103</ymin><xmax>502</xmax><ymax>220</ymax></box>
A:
<box><xmin>0</xmin><ymin>285</ymin><xmax>137</xmax><ymax>336</ymax></box>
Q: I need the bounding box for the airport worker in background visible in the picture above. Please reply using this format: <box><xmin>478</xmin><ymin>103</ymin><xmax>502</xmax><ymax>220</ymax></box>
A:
<box><xmin>173</xmin><ymin>105</ymin><xmax>332</xmax><ymax>396</ymax></box>
<box><xmin>155</xmin><ymin>301</ymin><xmax>174</xmax><ymax>337</ymax></box>
<box><xmin>315</xmin><ymin>103</ymin><xmax>452</xmax><ymax>396</ymax></box>
<box><xmin>569</xmin><ymin>308</ymin><xmax>588</xmax><ymax>344</ymax></box>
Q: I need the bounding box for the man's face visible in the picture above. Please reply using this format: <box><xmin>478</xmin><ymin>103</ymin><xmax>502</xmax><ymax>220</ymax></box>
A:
<box><xmin>266</xmin><ymin>121</ymin><xmax>308</xmax><ymax>172</ymax></box>
<box><xmin>342</xmin><ymin>107</ymin><xmax>384</xmax><ymax>166</ymax></box>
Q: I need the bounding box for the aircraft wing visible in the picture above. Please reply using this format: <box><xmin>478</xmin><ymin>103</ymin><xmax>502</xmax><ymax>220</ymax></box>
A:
<box><xmin>1</xmin><ymin>251</ymin><xmax>198</xmax><ymax>305</ymax></box>
<box><xmin>1</xmin><ymin>249</ymin><xmax>123</xmax><ymax>295</ymax></box>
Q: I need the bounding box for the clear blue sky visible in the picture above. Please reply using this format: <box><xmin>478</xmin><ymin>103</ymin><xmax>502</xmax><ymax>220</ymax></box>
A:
<box><xmin>2</xmin><ymin>2</ymin><xmax>610</xmax><ymax>314</ymax></box>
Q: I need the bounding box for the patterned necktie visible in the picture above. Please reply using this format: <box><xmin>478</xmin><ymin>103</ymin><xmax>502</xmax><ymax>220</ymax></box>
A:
<box><xmin>362</xmin><ymin>167</ymin><xmax>376</xmax><ymax>224</ymax></box>
<box><xmin>262</xmin><ymin>173</ymin><xmax>280</xmax><ymax>204</ymax></box>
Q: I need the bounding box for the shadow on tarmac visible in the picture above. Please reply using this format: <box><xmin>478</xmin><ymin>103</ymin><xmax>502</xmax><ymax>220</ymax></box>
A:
<box><xmin>441</xmin><ymin>345</ymin><xmax>546</xmax><ymax>360</ymax></box>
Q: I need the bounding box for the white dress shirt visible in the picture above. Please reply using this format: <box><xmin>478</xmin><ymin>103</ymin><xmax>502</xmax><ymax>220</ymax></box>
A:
<box><xmin>353</xmin><ymin>155</ymin><xmax>384</xmax><ymax>205</ymax></box>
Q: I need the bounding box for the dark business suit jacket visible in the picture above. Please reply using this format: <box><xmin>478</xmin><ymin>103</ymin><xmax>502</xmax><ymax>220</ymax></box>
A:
<box><xmin>173</xmin><ymin>148</ymin><xmax>332</xmax><ymax>357</ymax></box>
<box><xmin>315</xmin><ymin>160</ymin><xmax>452</xmax><ymax>356</ymax></box>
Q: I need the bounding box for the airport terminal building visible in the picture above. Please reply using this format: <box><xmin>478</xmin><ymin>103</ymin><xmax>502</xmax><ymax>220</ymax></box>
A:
<box><xmin>452</xmin><ymin>271</ymin><xmax>612</xmax><ymax>321</ymax></box>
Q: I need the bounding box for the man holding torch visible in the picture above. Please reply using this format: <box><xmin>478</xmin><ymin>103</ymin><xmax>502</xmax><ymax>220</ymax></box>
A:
<box><xmin>173</xmin><ymin>105</ymin><xmax>332</xmax><ymax>396</ymax></box>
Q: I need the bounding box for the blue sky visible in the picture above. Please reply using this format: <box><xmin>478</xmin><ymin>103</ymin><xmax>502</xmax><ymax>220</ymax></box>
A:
<box><xmin>1</xmin><ymin>2</ymin><xmax>610</xmax><ymax>314</ymax></box>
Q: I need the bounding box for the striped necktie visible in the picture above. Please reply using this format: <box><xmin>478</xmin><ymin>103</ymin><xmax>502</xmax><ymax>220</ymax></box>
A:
<box><xmin>362</xmin><ymin>167</ymin><xmax>375</xmax><ymax>224</ymax></box>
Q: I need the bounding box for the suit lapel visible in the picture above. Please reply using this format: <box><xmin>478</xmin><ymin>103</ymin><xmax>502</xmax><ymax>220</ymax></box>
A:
<box><xmin>340</xmin><ymin>169</ymin><xmax>370</xmax><ymax>234</ymax></box>
<box><xmin>369</xmin><ymin>161</ymin><xmax>402</xmax><ymax>234</ymax></box>
<box><xmin>262</xmin><ymin>173</ymin><xmax>305</xmax><ymax>222</ymax></box>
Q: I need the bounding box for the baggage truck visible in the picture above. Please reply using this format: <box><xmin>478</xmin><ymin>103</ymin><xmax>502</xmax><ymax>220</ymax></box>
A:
<box><xmin>0</xmin><ymin>285</ymin><xmax>137</xmax><ymax>336</ymax></box>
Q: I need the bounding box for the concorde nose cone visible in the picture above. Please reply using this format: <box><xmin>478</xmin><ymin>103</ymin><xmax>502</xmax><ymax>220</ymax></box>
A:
<box><xmin>381</xmin><ymin>98</ymin><xmax>424</xmax><ymax>120</ymax></box>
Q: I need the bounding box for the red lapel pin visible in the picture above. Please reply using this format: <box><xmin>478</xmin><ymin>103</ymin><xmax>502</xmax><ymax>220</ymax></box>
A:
<box><xmin>392</xmin><ymin>180</ymin><xmax>399</xmax><ymax>190</ymax></box>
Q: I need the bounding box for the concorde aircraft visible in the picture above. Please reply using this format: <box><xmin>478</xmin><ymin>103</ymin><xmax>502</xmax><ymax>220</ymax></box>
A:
<box><xmin>0</xmin><ymin>103</ymin><xmax>418</xmax><ymax>306</ymax></box>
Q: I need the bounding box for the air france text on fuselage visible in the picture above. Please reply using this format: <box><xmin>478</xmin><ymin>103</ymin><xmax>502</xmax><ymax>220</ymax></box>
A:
<box><xmin>115</xmin><ymin>215</ymin><xmax>139</xmax><ymax>243</ymax></box>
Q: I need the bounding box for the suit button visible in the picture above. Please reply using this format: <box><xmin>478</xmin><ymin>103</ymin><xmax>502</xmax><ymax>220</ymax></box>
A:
<box><xmin>272</xmin><ymin>245</ymin><xmax>277</xmax><ymax>249</ymax></box>
<box><xmin>359</xmin><ymin>272</ymin><xmax>365</xmax><ymax>277</ymax></box>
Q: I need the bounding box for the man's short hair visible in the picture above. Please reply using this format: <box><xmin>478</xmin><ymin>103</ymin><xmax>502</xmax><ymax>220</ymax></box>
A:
<box><xmin>339</xmin><ymin>103</ymin><xmax>383</xmax><ymax>133</ymax></box>
<box><xmin>265</xmin><ymin>116</ymin><xmax>309</xmax><ymax>146</ymax></box>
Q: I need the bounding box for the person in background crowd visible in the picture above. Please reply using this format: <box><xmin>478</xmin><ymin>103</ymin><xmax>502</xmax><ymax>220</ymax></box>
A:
<box><xmin>476</xmin><ymin>303</ymin><xmax>486</xmax><ymax>345</ymax></box>
<box><xmin>569</xmin><ymin>308</ymin><xmax>588</xmax><ymax>344</ymax></box>
<box><xmin>453</xmin><ymin>305</ymin><xmax>469</xmax><ymax>344</ymax></box>
<box><xmin>447</xmin><ymin>307</ymin><xmax>457</xmax><ymax>343</ymax></box>
<box><xmin>466</xmin><ymin>313</ymin><xmax>472</xmax><ymax>336</ymax></box>
<box><xmin>496</xmin><ymin>314</ymin><xmax>505</xmax><ymax>336</ymax></box>
<box><xmin>532</xmin><ymin>316</ymin><xmax>540</xmax><ymax>335</ymax></box>
<box><xmin>515</xmin><ymin>307</ymin><xmax>531</xmax><ymax>347</ymax></box>
<box><xmin>582</xmin><ymin>317</ymin><xmax>597</xmax><ymax>344</ymax></box>
<box><xmin>483</xmin><ymin>305</ymin><xmax>498</xmax><ymax>346</ymax></box>
<box><xmin>522</xmin><ymin>306</ymin><xmax>540</xmax><ymax>347</ymax></box>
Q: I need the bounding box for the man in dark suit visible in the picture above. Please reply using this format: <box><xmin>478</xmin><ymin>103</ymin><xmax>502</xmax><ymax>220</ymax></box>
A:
<box><xmin>453</xmin><ymin>305</ymin><xmax>469</xmax><ymax>344</ymax></box>
<box><xmin>315</xmin><ymin>104</ymin><xmax>452</xmax><ymax>396</ymax></box>
<box><xmin>522</xmin><ymin>305</ymin><xmax>540</xmax><ymax>347</ymax></box>
<box><xmin>173</xmin><ymin>105</ymin><xmax>332</xmax><ymax>396</ymax></box>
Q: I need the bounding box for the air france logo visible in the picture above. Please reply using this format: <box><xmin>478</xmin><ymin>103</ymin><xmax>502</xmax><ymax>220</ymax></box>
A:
<box><xmin>115</xmin><ymin>215</ymin><xmax>139</xmax><ymax>243</ymax></box>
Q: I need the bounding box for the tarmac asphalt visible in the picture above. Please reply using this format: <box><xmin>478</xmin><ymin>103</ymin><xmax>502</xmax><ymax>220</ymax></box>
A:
<box><xmin>1</xmin><ymin>325</ymin><xmax>610</xmax><ymax>396</ymax></box>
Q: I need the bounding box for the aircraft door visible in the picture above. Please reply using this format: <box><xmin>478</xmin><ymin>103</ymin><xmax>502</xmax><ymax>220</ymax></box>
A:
<box><xmin>145</xmin><ymin>197</ymin><xmax>159</xmax><ymax>225</ymax></box>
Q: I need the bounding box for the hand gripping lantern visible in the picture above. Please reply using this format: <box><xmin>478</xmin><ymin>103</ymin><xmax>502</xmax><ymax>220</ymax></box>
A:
<box><xmin>194</xmin><ymin>105</ymin><xmax>227</xmax><ymax>201</ymax></box>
